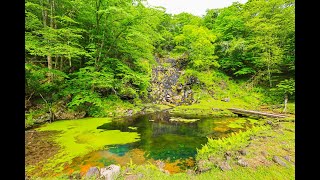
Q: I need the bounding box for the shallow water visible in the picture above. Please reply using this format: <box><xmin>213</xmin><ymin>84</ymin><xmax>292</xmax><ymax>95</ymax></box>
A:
<box><xmin>64</xmin><ymin>111</ymin><xmax>255</xmax><ymax>174</ymax></box>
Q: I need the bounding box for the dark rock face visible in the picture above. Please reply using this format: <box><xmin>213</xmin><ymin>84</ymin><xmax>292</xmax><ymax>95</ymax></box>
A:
<box><xmin>85</xmin><ymin>167</ymin><xmax>100</xmax><ymax>178</ymax></box>
<box><xmin>149</xmin><ymin>57</ymin><xmax>195</xmax><ymax>105</ymax></box>
<box><xmin>272</xmin><ymin>156</ymin><xmax>287</xmax><ymax>166</ymax></box>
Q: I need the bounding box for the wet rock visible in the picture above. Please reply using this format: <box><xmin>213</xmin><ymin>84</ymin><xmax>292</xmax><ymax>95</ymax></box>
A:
<box><xmin>272</xmin><ymin>156</ymin><xmax>287</xmax><ymax>167</ymax></box>
<box><xmin>100</xmin><ymin>164</ymin><xmax>121</xmax><ymax>180</ymax></box>
<box><xmin>239</xmin><ymin>149</ymin><xmax>248</xmax><ymax>156</ymax></box>
<box><xmin>85</xmin><ymin>167</ymin><xmax>100</xmax><ymax>178</ymax></box>
<box><xmin>237</xmin><ymin>159</ymin><xmax>248</xmax><ymax>167</ymax></box>
<box><xmin>219</xmin><ymin>161</ymin><xmax>232</xmax><ymax>171</ymax></box>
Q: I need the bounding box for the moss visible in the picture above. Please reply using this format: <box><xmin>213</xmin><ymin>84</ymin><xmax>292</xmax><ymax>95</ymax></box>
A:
<box><xmin>33</xmin><ymin>118</ymin><xmax>140</xmax><ymax>175</ymax></box>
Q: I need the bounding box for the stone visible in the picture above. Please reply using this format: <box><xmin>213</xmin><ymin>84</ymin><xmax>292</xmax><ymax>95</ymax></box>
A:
<box><xmin>283</xmin><ymin>155</ymin><xmax>291</xmax><ymax>162</ymax></box>
<box><xmin>272</xmin><ymin>156</ymin><xmax>287</xmax><ymax>167</ymax></box>
<box><xmin>100</xmin><ymin>165</ymin><xmax>121</xmax><ymax>180</ymax></box>
<box><xmin>266</xmin><ymin>120</ymin><xmax>273</xmax><ymax>126</ymax></box>
<box><xmin>221</xmin><ymin>98</ymin><xmax>230</xmax><ymax>102</ymax></box>
<box><xmin>127</xmin><ymin>109</ymin><xmax>133</xmax><ymax>116</ymax></box>
<box><xmin>155</xmin><ymin>160</ymin><xmax>165</xmax><ymax>170</ymax></box>
<box><xmin>224</xmin><ymin>151</ymin><xmax>232</xmax><ymax>160</ymax></box>
<box><xmin>85</xmin><ymin>166</ymin><xmax>100</xmax><ymax>178</ymax></box>
<box><xmin>219</xmin><ymin>161</ymin><xmax>232</xmax><ymax>171</ymax></box>
<box><xmin>239</xmin><ymin>149</ymin><xmax>248</xmax><ymax>156</ymax></box>
<box><xmin>197</xmin><ymin>160</ymin><xmax>212</xmax><ymax>172</ymax></box>
<box><xmin>261</xmin><ymin>151</ymin><xmax>268</xmax><ymax>157</ymax></box>
<box><xmin>237</xmin><ymin>159</ymin><xmax>248</xmax><ymax>167</ymax></box>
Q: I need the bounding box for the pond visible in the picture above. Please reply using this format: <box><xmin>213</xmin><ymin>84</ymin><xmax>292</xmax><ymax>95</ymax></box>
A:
<box><xmin>60</xmin><ymin>111</ymin><xmax>257</xmax><ymax>175</ymax></box>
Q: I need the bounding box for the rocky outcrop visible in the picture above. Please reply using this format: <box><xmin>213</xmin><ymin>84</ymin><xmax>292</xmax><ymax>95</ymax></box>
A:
<box><xmin>149</xmin><ymin>57</ymin><xmax>196</xmax><ymax>105</ymax></box>
<box><xmin>52</xmin><ymin>101</ymin><xmax>86</xmax><ymax>120</ymax></box>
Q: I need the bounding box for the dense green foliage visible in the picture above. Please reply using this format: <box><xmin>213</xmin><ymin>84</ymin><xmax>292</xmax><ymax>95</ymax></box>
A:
<box><xmin>25</xmin><ymin>0</ymin><xmax>295</xmax><ymax>120</ymax></box>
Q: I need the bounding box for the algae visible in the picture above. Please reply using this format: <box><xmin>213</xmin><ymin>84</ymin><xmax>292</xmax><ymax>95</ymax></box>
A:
<box><xmin>35</xmin><ymin>118</ymin><xmax>140</xmax><ymax>174</ymax></box>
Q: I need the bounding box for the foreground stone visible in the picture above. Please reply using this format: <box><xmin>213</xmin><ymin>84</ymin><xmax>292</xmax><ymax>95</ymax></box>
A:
<box><xmin>197</xmin><ymin>160</ymin><xmax>212</xmax><ymax>172</ymax></box>
<box><xmin>272</xmin><ymin>156</ymin><xmax>287</xmax><ymax>167</ymax></box>
<box><xmin>85</xmin><ymin>167</ymin><xmax>100</xmax><ymax>178</ymax></box>
<box><xmin>237</xmin><ymin>159</ymin><xmax>248</xmax><ymax>167</ymax></box>
<box><xmin>100</xmin><ymin>165</ymin><xmax>121</xmax><ymax>180</ymax></box>
<box><xmin>219</xmin><ymin>161</ymin><xmax>232</xmax><ymax>171</ymax></box>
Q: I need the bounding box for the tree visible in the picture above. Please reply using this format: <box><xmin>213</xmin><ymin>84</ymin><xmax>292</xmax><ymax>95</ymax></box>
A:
<box><xmin>271</xmin><ymin>79</ymin><xmax>295</xmax><ymax>113</ymax></box>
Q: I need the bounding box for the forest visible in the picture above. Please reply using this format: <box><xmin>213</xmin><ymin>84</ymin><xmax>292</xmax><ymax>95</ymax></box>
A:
<box><xmin>25</xmin><ymin>0</ymin><xmax>295</xmax><ymax>179</ymax></box>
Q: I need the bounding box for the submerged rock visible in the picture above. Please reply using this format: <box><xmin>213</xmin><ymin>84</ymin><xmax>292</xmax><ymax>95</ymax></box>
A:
<box><xmin>85</xmin><ymin>166</ymin><xmax>100</xmax><ymax>178</ymax></box>
<box><xmin>272</xmin><ymin>156</ymin><xmax>287</xmax><ymax>167</ymax></box>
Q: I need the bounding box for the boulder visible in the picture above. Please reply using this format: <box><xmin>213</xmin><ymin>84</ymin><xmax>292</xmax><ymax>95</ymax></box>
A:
<box><xmin>100</xmin><ymin>165</ymin><xmax>121</xmax><ymax>180</ymax></box>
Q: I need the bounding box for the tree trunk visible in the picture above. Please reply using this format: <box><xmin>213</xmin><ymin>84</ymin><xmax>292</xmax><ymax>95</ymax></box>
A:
<box><xmin>60</xmin><ymin>57</ymin><xmax>63</xmax><ymax>71</ymax></box>
<box><xmin>41</xmin><ymin>0</ymin><xmax>47</xmax><ymax>27</ymax></box>
<box><xmin>267</xmin><ymin>64</ymin><xmax>272</xmax><ymax>87</ymax></box>
<box><xmin>283</xmin><ymin>94</ymin><xmax>288</xmax><ymax>113</ymax></box>
<box><xmin>47</xmin><ymin>55</ymin><xmax>53</xmax><ymax>81</ymax></box>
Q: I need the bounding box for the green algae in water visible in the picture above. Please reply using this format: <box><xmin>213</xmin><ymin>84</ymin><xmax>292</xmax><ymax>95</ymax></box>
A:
<box><xmin>169</xmin><ymin>117</ymin><xmax>200</xmax><ymax>123</ymax></box>
<box><xmin>227</xmin><ymin>118</ymin><xmax>249</xmax><ymax>129</ymax></box>
<box><xmin>35</xmin><ymin>118</ymin><xmax>140</xmax><ymax>173</ymax></box>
